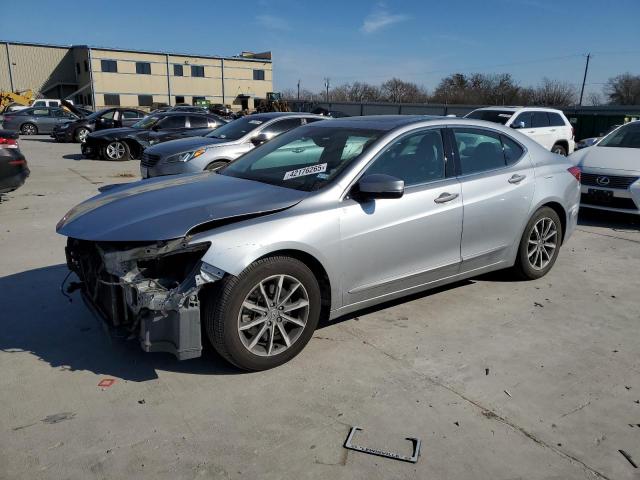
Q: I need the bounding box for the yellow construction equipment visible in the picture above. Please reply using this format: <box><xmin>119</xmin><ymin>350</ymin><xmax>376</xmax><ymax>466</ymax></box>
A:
<box><xmin>255</xmin><ymin>92</ymin><xmax>290</xmax><ymax>113</ymax></box>
<box><xmin>0</xmin><ymin>89</ymin><xmax>35</xmax><ymax>112</ymax></box>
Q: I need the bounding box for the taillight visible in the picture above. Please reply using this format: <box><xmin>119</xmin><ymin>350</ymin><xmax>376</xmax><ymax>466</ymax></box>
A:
<box><xmin>0</xmin><ymin>137</ymin><xmax>18</xmax><ymax>148</ymax></box>
<box><xmin>567</xmin><ymin>166</ymin><xmax>581</xmax><ymax>182</ymax></box>
<box><xmin>8</xmin><ymin>159</ymin><xmax>26</xmax><ymax>166</ymax></box>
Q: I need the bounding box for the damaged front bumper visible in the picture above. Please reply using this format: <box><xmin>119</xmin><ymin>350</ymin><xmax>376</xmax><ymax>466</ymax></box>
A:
<box><xmin>65</xmin><ymin>237</ymin><xmax>224</xmax><ymax>360</ymax></box>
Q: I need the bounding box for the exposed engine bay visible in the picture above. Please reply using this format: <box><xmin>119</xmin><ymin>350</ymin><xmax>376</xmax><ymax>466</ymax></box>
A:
<box><xmin>65</xmin><ymin>237</ymin><xmax>223</xmax><ymax>360</ymax></box>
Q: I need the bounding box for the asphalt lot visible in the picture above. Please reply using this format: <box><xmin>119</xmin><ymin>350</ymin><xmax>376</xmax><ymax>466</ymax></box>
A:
<box><xmin>1</xmin><ymin>135</ymin><xmax>639</xmax><ymax>480</ymax></box>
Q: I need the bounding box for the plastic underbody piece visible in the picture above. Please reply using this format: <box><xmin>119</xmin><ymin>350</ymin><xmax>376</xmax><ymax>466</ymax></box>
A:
<box><xmin>343</xmin><ymin>426</ymin><xmax>421</xmax><ymax>463</ymax></box>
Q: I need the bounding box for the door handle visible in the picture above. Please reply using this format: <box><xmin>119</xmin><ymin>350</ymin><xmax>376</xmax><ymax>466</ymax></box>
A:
<box><xmin>508</xmin><ymin>174</ymin><xmax>526</xmax><ymax>184</ymax></box>
<box><xmin>434</xmin><ymin>192</ymin><xmax>459</xmax><ymax>204</ymax></box>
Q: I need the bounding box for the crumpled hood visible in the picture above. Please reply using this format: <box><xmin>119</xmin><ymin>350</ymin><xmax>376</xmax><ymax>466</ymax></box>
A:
<box><xmin>145</xmin><ymin>136</ymin><xmax>233</xmax><ymax>157</ymax></box>
<box><xmin>571</xmin><ymin>146</ymin><xmax>640</xmax><ymax>174</ymax></box>
<box><xmin>56</xmin><ymin>173</ymin><xmax>308</xmax><ymax>241</ymax></box>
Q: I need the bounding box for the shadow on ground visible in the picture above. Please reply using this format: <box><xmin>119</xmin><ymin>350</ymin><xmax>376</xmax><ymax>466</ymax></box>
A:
<box><xmin>62</xmin><ymin>154</ymin><xmax>85</xmax><ymax>161</ymax></box>
<box><xmin>578</xmin><ymin>208</ymin><xmax>639</xmax><ymax>231</ymax></box>
<box><xmin>0</xmin><ymin>264</ymin><xmax>239</xmax><ymax>382</ymax></box>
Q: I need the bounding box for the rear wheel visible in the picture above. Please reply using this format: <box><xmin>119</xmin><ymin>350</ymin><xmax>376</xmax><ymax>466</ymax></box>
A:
<box><xmin>21</xmin><ymin>123</ymin><xmax>37</xmax><ymax>135</ymax></box>
<box><xmin>205</xmin><ymin>160</ymin><xmax>229</xmax><ymax>172</ymax></box>
<box><xmin>551</xmin><ymin>144</ymin><xmax>567</xmax><ymax>156</ymax></box>
<box><xmin>513</xmin><ymin>207</ymin><xmax>562</xmax><ymax>280</ymax></box>
<box><xmin>102</xmin><ymin>141</ymin><xmax>130</xmax><ymax>161</ymax></box>
<box><xmin>203</xmin><ymin>256</ymin><xmax>321</xmax><ymax>371</ymax></box>
<box><xmin>75</xmin><ymin>127</ymin><xmax>89</xmax><ymax>143</ymax></box>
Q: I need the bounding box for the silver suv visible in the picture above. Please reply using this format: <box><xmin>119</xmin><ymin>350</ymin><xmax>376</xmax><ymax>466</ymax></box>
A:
<box><xmin>140</xmin><ymin>112</ymin><xmax>326</xmax><ymax>178</ymax></box>
<box><xmin>466</xmin><ymin>107</ymin><xmax>575</xmax><ymax>155</ymax></box>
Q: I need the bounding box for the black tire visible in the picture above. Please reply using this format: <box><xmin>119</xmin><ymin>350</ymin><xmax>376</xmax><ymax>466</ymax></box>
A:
<box><xmin>513</xmin><ymin>207</ymin><xmax>563</xmax><ymax>280</ymax></box>
<box><xmin>101</xmin><ymin>141</ymin><xmax>130</xmax><ymax>161</ymax></box>
<box><xmin>205</xmin><ymin>160</ymin><xmax>229</xmax><ymax>172</ymax></box>
<box><xmin>203</xmin><ymin>256</ymin><xmax>321</xmax><ymax>371</ymax></box>
<box><xmin>20</xmin><ymin>123</ymin><xmax>37</xmax><ymax>135</ymax></box>
<box><xmin>551</xmin><ymin>144</ymin><xmax>567</xmax><ymax>156</ymax></box>
<box><xmin>75</xmin><ymin>127</ymin><xmax>90</xmax><ymax>143</ymax></box>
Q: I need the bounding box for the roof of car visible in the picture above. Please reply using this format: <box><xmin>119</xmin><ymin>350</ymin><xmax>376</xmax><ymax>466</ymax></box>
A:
<box><xmin>241</xmin><ymin>112</ymin><xmax>325</xmax><ymax>121</ymax></box>
<box><xmin>312</xmin><ymin>115</ymin><xmax>444</xmax><ymax>131</ymax></box>
<box><xmin>472</xmin><ymin>106</ymin><xmax>566</xmax><ymax>114</ymax></box>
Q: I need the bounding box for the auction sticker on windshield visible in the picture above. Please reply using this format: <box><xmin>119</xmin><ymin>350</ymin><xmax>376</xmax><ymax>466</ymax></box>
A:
<box><xmin>283</xmin><ymin>163</ymin><xmax>327</xmax><ymax>180</ymax></box>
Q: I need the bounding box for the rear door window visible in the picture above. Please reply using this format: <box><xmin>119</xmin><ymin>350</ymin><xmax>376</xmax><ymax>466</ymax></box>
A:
<box><xmin>157</xmin><ymin>115</ymin><xmax>187</xmax><ymax>129</ymax></box>
<box><xmin>532</xmin><ymin>112</ymin><xmax>550</xmax><ymax>128</ymax></box>
<box><xmin>547</xmin><ymin>112</ymin><xmax>566</xmax><ymax>127</ymax></box>
<box><xmin>32</xmin><ymin>108</ymin><xmax>50</xmax><ymax>117</ymax></box>
<box><xmin>453</xmin><ymin>128</ymin><xmax>506</xmax><ymax>175</ymax></box>
<box><xmin>260</xmin><ymin>118</ymin><xmax>303</xmax><ymax>137</ymax></box>
<box><xmin>188</xmin><ymin>115</ymin><xmax>209</xmax><ymax>128</ymax></box>
<box><xmin>501</xmin><ymin>135</ymin><xmax>525</xmax><ymax>165</ymax></box>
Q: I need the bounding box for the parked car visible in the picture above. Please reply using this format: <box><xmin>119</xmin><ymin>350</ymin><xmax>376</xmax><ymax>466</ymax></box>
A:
<box><xmin>57</xmin><ymin>115</ymin><xmax>580</xmax><ymax>370</ymax></box>
<box><xmin>82</xmin><ymin>112</ymin><xmax>228</xmax><ymax>161</ymax></box>
<box><xmin>575</xmin><ymin>124</ymin><xmax>622</xmax><ymax>150</ymax></box>
<box><xmin>52</xmin><ymin>107</ymin><xmax>147</xmax><ymax>143</ymax></box>
<box><xmin>141</xmin><ymin>112</ymin><xmax>325</xmax><ymax>178</ymax></box>
<box><xmin>170</xmin><ymin>106</ymin><xmax>209</xmax><ymax>113</ymax></box>
<box><xmin>571</xmin><ymin>120</ymin><xmax>640</xmax><ymax>214</ymax></box>
<box><xmin>0</xmin><ymin>130</ymin><xmax>29</xmax><ymax>194</ymax></box>
<box><xmin>465</xmin><ymin>107</ymin><xmax>575</xmax><ymax>155</ymax></box>
<box><xmin>1</xmin><ymin>107</ymin><xmax>78</xmax><ymax>135</ymax></box>
<box><xmin>209</xmin><ymin>104</ymin><xmax>233</xmax><ymax>116</ymax></box>
<box><xmin>31</xmin><ymin>99</ymin><xmax>74</xmax><ymax>108</ymax></box>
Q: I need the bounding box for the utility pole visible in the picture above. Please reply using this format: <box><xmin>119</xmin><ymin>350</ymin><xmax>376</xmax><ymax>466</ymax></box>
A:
<box><xmin>297</xmin><ymin>79</ymin><xmax>300</xmax><ymax>100</ymax></box>
<box><xmin>324</xmin><ymin>77</ymin><xmax>330</xmax><ymax>102</ymax></box>
<box><xmin>579</xmin><ymin>53</ymin><xmax>591</xmax><ymax>106</ymax></box>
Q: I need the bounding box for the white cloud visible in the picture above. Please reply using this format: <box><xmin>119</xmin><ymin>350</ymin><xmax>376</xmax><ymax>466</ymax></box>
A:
<box><xmin>256</xmin><ymin>14</ymin><xmax>290</xmax><ymax>31</ymax></box>
<box><xmin>361</xmin><ymin>4</ymin><xmax>410</xmax><ymax>34</ymax></box>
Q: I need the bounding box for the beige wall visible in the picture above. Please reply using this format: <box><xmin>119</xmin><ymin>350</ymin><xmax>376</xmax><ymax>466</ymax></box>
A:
<box><xmin>89</xmin><ymin>49</ymin><xmax>273</xmax><ymax>110</ymax></box>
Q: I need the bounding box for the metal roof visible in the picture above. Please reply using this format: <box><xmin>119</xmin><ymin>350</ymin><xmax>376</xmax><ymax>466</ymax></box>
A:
<box><xmin>0</xmin><ymin>39</ymin><xmax>272</xmax><ymax>63</ymax></box>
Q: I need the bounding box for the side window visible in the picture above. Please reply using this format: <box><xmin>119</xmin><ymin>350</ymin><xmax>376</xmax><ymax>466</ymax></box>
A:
<box><xmin>32</xmin><ymin>100</ymin><xmax>46</xmax><ymax>107</ymax></box>
<box><xmin>454</xmin><ymin>128</ymin><xmax>505</xmax><ymax>175</ymax></box>
<box><xmin>512</xmin><ymin>112</ymin><xmax>532</xmax><ymax>128</ymax></box>
<box><xmin>366</xmin><ymin>129</ymin><xmax>445</xmax><ymax>186</ymax></box>
<box><xmin>188</xmin><ymin>116</ymin><xmax>209</xmax><ymax>128</ymax></box>
<box><xmin>501</xmin><ymin>135</ymin><xmax>525</xmax><ymax>165</ymax></box>
<box><xmin>260</xmin><ymin>118</ymin><xmax>303</xmax><ymax>138</ymax></box>
<box><xmin>51</xmin><ymin>109</ymin><xmax>66</xmax><ymax>118</ymax></box>
<box><xmin>136</xmin><ymin>62</ymin><xmax>151</xmax><ymax>75</ymax></box>
<box><xmin>156</xmin><ymin>115</ymin><xmax>186</xmax><ymax>129</ymax></box>
<box><xmin>101</xmin><ymin>60</ymin><xmax>118</xmax><ymax>73</ymax></box>
<box><xmin>302</xmin><ymin>117</ymin><xmax>323</xmax><ymax>125</ymax></box>
<box><xmin>191</xmin><ymin>65</ymin><xmax>205</xmax><ymax>77</ymax></box>
<box><xmin>173</xmin><ymin>64</ymin><xmax>183</xmax><ymax>76</ymax></box>
<box><xmin>32</xmin><ymin>108</ymin><xmax>50</xmax><ymax>117</ymax></box>
<box><xmin>547</xmin><ymin>112</ymin><xmax>566</xmax><ymax>127</ymax></box>
<box><xmin>101</xmin><ymin>110</ymin><xmax>116</xmax><ymax>120</ymax></box>
<box><xmin>122</xmin><ymin>110</ymin><xmax>141</xmax><ymax>119</ymax></box>
<box><xmin>532</xmin><ymin>112</ymin><xmax>550</xmax><ymax>128</ymax></box>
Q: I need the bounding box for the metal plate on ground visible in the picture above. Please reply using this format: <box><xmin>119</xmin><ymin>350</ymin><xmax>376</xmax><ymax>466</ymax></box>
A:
<box><xmin>344</xmin><ymin>426</ymin><xmax>421</xmax><ymax>463</ymax></box>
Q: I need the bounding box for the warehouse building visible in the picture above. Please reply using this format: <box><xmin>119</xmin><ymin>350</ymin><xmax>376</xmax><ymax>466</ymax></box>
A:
<box><xmin>1</xmin><ymin>40</ymin><xmax>273</xmax><ymax>110</ymax></box>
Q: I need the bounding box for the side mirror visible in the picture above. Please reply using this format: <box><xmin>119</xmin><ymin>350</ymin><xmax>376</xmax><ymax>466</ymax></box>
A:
<box><xmin>511</xmin><ymin>121</ymin><xmax>525</xmax><ymax>129</ymax></box>
<box><xmin>356</xmin><ymin>174</ymin><xmax>404</xmax><ymax>199</ymax></box>
<box><xmin>251</xmin><ymin>133</ymin><xmax>269</xmax><ymax>146</ymax></box>
<box><xmin>151</xmin><ymin>123</ymin><xmax>161</xmax><ymax>131</ymax></box>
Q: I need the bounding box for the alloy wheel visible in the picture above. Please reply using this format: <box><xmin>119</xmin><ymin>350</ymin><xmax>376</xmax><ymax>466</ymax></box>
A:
<box><xmin>106</xmin><ymin>141</ymin><xmax>126</xmax><ymax>160</ymax></box>
<box><xmin>527</xmin><ymin>217</ymin><xmax>558</xmax><ymax>270</ymax></box>
<box><xmin>77</xmin><ymin>128</ymin><xmax>89</xmax><ymax>143</ymax></box>
<box><xmin>21</xmin><ymin>124</ymin><xmax>36</xmax><ymax>135</ymax></box>
<box><xmin>237</xmin><ymin>274</ymin><xmax>310</xmax><ymax>356</ymax></box>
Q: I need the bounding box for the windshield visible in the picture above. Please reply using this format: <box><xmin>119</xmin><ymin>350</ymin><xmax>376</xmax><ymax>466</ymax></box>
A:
<box><xmin>465</xmin><ymin>110</ymin><xmax>514</xmax><ymax>125</ymax></box>
<box><xmin>220</xmin><ymin>126</ymin><xmax>384</xmax><ymax>191</ymax></box>
<box><xmin>598</xmin><ymin>122</ymin><xmax>640</xmax><ymax>149</ymax></box>
<box><xmin>206</xmin><ymin>117</ymin><xmax>264</xmax><ymax>140</ymax></box>
<box><xmin>132</xmin><ymin>115</ymin><xmax>160</xmax><ymax>129</ymax></box>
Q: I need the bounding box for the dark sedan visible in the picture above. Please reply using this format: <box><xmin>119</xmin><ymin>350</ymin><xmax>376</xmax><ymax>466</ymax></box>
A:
<box><xmin>52</xmin><ymin>107</ymin><xmax>146</xmax><ymax>143</ymax></box>
<box><xmin>2</xmin><ymin>107</ymin><xmax>78</xmax><ymax>135</ymax></box>
<box><xmin>0</xmin><ymin>130</ymin><xmax>29</xmax><ymax>194</ymax></box>
<box><xmin>81</xmin><ymin>112</ymin><xmax>228</xmax><ymax>161</ymax></box>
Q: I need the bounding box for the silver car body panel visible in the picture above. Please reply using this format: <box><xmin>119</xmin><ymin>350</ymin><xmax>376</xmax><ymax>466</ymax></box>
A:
<box><xmin>58</xmin><ymin>116</ymin><xmax>580</xmax><ymax>357</ymax></box>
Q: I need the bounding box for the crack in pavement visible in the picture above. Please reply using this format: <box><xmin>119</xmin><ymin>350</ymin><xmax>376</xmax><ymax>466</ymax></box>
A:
<box><xmin>338</xmin><ymin>323</ymin><xmax>611</xmax><ymax>480</ymax></box>
<box><xmin>576</xmin><ymin>228</ymin><xmax>640</xmax><ymax>245</ymax></box>
<box><xmin>67</xmin><ymin>168</ymin><xmax>102</xmax><ymax>185</ymax></box>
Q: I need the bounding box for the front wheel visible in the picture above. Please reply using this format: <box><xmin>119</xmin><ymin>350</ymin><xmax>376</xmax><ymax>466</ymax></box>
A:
<box><xmin>102</xmin><ymin>141</ymin><xmax>130</xmax><ymax>161</ymax></box>
<box><xmin>513</xmin><ymin>207</ymin><xmax>563</xmax><ymax>280</ymax></box>
<box><xmin>203</xmin><ymin>256</ymin><xmax>321</xmax><ymax>371</ymax></box>
<box><xmin>205</xmin><ymin>160</ymin><xmax>229</xmax><ymax>172</ymax></box>
<box><xmin>21</xmin><ymin>123</ymin><xmax>37</xmax><ymax>135</ymax></box>
<box><xmin>75</xmin><ymin>127</ymin><xmax>90</xmax><ymax>143</ymax></box>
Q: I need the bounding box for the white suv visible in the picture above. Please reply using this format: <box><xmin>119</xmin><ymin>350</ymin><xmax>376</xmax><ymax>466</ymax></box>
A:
<box><xmin>465</xmin><ymin>107</ymin><xmax>575</xmax><ymax>155</ymax></box>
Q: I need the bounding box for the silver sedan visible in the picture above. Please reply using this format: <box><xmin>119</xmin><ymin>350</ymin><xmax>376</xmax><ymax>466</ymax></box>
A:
<box><xmin>57</xmin><ymin>115</ymin><xmax>581</xmax><ymax>371</ymax></box>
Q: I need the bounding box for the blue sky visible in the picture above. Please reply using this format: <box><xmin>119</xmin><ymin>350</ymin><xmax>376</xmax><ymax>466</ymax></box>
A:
<box><xmin>3</xmin><ymin>0</ymin><xmax>640</xmax><ymax>98</ymax></box>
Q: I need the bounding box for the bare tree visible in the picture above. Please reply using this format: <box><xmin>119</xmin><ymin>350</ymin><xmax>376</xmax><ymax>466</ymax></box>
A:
<box><xmin>586</xmin><ymin>92</ymin><xmax>603</xmax><ymax>106</ymax></box>
<box><xmin>380</xmin><ymin>78</ymin><xmax>428</xmax><ymax>103</ymax></box>
<box><xmin>431</xmin><ymin>73</ymin><xmax>521</xmax><ymax>105</ymax></box>
<box><xmin>530</xmin><ymin>78</ymin><xmax>577</xmax><ymax>106</ymax></box>
<box><xmin>605</xmin><ymin>73</ymin><xmax>640</xmax><ymax>105</ymax></box>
